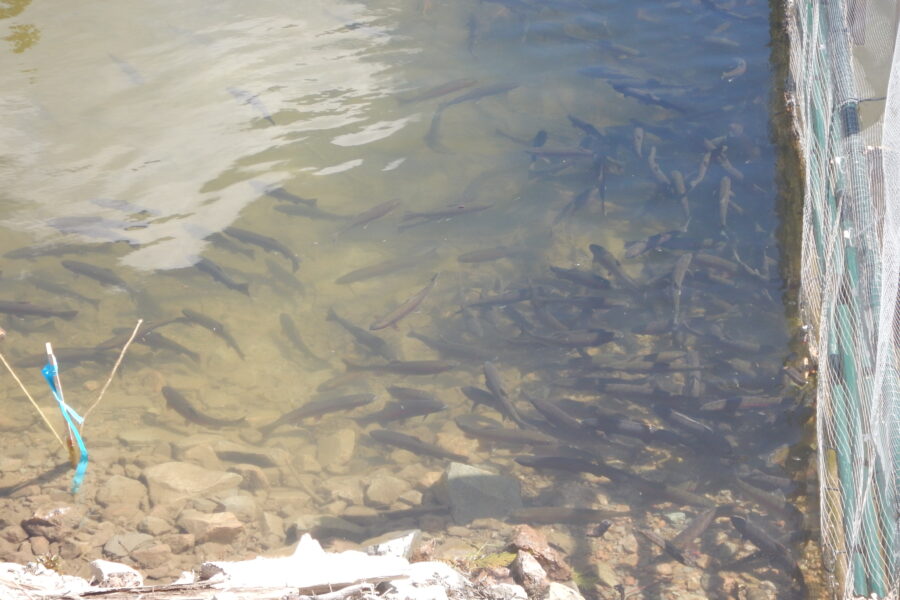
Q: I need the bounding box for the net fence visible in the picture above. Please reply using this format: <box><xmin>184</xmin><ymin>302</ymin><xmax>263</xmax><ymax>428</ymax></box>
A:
<box><xmin>785</xmin><ymin>0</ymin><xmax>900</xmax><ymax>598</ymax></box>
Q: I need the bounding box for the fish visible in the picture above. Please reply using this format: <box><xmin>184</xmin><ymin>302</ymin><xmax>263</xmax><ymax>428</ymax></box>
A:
<box><xmin>61</xmin><ymin>260</ymin><xmax>136</xmax><ymax>295</ymax></box>
<box><xmin>671</xmin><ymin>252</ymin><xmax>693</xmax><ymax>325</ymax></box>
<box><xmin>635</xmin><ymin>529</ymin><xmax>698</xmax><ymax>567</ymax></box>
<box><xmin>181</xmin><ymin>308</ymin><xmax>245</xmax><ymax>360</ymax></box>
<box><xmin>633</xmin><ymin>127</ymin><xmax>644</xmax><ymax>158</ymax></box>
<box><xmin>611</xmin><ymin>83</ymin><xmax>687</xmax><ymax>113</ymax></box>
<box><xmin>326</xmin><ymin>308</ymin><xmax>397</xmax><ymax>361</ymax></box>
<box><xmin>343</xmin><ymin>358</ymin><xmax>458</xmax><ymax>376</ymax></box>
<box><xmin>624</xmin><ymin>231</ymin><xmax>682</xmax><ymax>259</ymax></box>
<box><xmin>395</xmin><ymin>78</ymin><xmax>478</xmax><ymax>104</ymax></box>
<box><xmin>567</xmin><ymin>115</ymin><xmax>604</xmax><ymax>139</ymax></box>
<box><xmin>483</xmin><ymin>361</ymin><xmax>528</xmax><ymax>428</ymax></box>
<box><xmin>729</xmin><ymin>517</ymin><xmax>805</xmax><ymax>585</ymax></box>
<box><xmin>719</xmin><ymin>176</ymin><xmax>734</xmax><ymax>228</ymax></box>
<box><xmin>260</xmin><ymin>393</ymin><xmax>375</xmax><ymax>436</ymax></box>
<box><xmin>524</xmin><ymin>329</ymin><xmax>617</xmax><ymax>348</ymax></box>
<box><xmin>424</xmin><ymin>83</ymin><xmax>519</xmax><ymax>151</ymax></box>
<box><xmin>226</xmin><ymin>87</ymin><xmax>276</xmax><ymax>125</ymax></box>
<box><xmin>588</xmin><ymin>244</ymin><xmax>638</xmax><ymax>290</ymax></box>
<box><xmin>647</xmin><ymin>146</ymin><xmax>671</xmax><ymax>186</ymax></box>
<box><xmin>224</xmin><ymin>226</ymin><xmax>300</xmax><ymax>272</ymax></box>
<box><xmin>195</xmin><ymin>257</ymin><xmax>250</xmax><ymax>296</ymax></box>
<box><xmin>525</xmin><ymin>394</ymin><xmax>585</xmax><ymax>432</ymax></box>
<box><xmin>689</xmin><ymin>151</ymin><xmax>712</xmax><ymax>190</ymax></box>
<box><xmin>335</xmin><ymin>249</ymin><xmax>438</xmax><ymax>285</ymax></box>
<box><xmin>548</xmin><ymin>266</ymin><xmax>611</xmax><ymax>290</ymax></box>
<box><xmin>30</xmin><ymin>278</ymin><xmax>97</xmax><ymax>309</ymax></box>
<box><xmin>400</xmin><ymin>203</ymin><xmax>493</xmax><ymax>229</ymax></box>
<box><xmin>454</xmin><ymin>415</ymin><xmax>555</xmax><ymax>446</ymax></box>
<box><xmin>137</xmin><ymin>331</ymin><xmax>200</xmax><ymax>362</ymax></box>
<box><xmin>671</xmin><ymin>507</ymin><xmax>718</xmax><ymax>550</ymax></box>
<box><xmin>16</xmin><ymin>346</ymin><xmax>115</xmax><ymax>367</ymax></box>
<box><xmin>336</xmin><ymin>200</ymin><xmax>401</xmax><ymax>236</ymax></box>
<box><xmin>279</xmin><ymin>313</ymin><xmax>328</xmax><ymax>368</ymax></box>
<box><xmin>438</xmin><ymin>82</ymin><xmax>519</xmax><ymax>110</ymax></box>
<box><xmin>460</xmin><ymin>385</ymin><xmax>503</xmax><ymax>412</ymax></box>
<box><xmin>721</xmin><ymin>57</ymin><xmax>747</xmax><ymax>81</ymax></box>
<box><xmin>206</xmin><ymin>232</ymin><xmax>255</xmax><ymax>259</ymax></box>
<box><xmin>108</xmin><ymin>54</ymin><xmax>145</xmax><ymax>85</ymax></box>
<box><xmin>716</xmin><ymin>149</ymin><xmax>744</xmax><ymax>180</ymax></box>
<box><xmin>274</xmin><ymin>203</ymin><xmax>345</xmax><ymax>220</ymax></box>
<box><xmin>654</xmin><ymin>406</ymin><xmax>733</xmax><ymax>455</ymax></box>
<box><xmin>265</xmin><ymin>258</ymin><xmax>306</xmax><ymax>294</ymax></box>
<box><xmin>368</xmin><ymin>429</ymin><xmax>468</xmax><ymax>463</ymax></box>
<box><xmin>0</xmin><ymin>300</ymin><xmax>78</xmax><ymax>320</ymax></box>
<box><xmin>369</xmin><ymin>273</ymin><xmax>439</xmax><ymax>330</ymax></box>
<box><xmin>407</xmin><ymin>331</ymin><xmax>496</xmax><ymax>362</ymax></box>
<box><xmin>162</xmin><ymin>386</ymin><xmax>246</xmax><ymax>428</ymax></box>
<box><xmin>508</xmin><ymin>507</ymin><xmax>628</xmax><ymax>524</ymax></box>
<box><xmin>5</xmin><ymin>242</ymin><xmax>129</xmax><ymax>260</ymax></box>
<box><xmin>250</xmin><ymin>181</ymin><xmax>317</xmax><ymax>206</ymax></box>
<box><xmin>356</xmin><ymin>388</ymin><xmax>446</xmax><ymax>425</ymax></box>
<box><xmin>457</xmin><ymin>246</ymin><xmax>519</xmax><ymax>263</ymax></box>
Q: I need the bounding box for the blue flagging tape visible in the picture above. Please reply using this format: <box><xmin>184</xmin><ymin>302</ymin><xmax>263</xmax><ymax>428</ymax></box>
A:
<box><xmin>41</xmin><ymin>363</ymin><xmax>88</xmax><ymax>493</ymax></box>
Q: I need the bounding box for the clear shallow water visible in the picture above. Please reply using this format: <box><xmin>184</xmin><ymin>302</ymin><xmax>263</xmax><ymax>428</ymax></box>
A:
<box><xmin>0</xmin><ymin>0</ymin><xmax>813</xmax><ymax>597</ymax></box>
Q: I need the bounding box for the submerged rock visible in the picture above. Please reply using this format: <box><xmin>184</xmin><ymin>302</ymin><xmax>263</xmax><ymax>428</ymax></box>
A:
<box><xmin>177</xmin><ymin>510</ymin><xmax>244</xmax><ymax>544</ymax></box>
<box><xmin>142</xmin><ymin>461</ymin><xmax>242</xmax><ymax>505</ymax></box>
<box><xmin>438</xmin><ymin>462</ymin><xmax>523</xmax><ymax>524</ymax></box>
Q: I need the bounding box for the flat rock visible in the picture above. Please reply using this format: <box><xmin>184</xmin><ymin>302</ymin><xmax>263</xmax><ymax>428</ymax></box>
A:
<box><xmin>95</xmin><ymin>475</ymin><xmax>147</xmax><ymax>509</ymax></box>
<box><xmin>177</xmin><ymin>510</ymin><xmax>244</xmax><ymax>544</ymax></box>
<box><xmin>90</xmin><ymin>559</ymin><xmax>144</xmax><ymax>588</ymax></box>
<box><xmin>365</xmin><ymin>476</ymin><xmax>411</xmax><ymax>508</ymax></box>
<box><xmin>317</xmin><ymin>428</ymin><xmax>357</xmax><ymax>472</ymax></box>
<box><xmin>103</xmin><ymin>532</ymin><xmax>154</xmax><ymax>558</ymax></box>
<box><xmin>439</xmin><ymin>462</ymin><xmax>523</xmax><ymax>525</ymax></box>
<box><xmin>142</xmin><ymin>461</ymin><xmax>242</xmax><ymax>506</ymax></box>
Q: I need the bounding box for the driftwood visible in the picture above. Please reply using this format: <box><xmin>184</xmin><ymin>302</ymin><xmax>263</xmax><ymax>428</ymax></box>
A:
<box><xmin>40</xmin><ymin>573</ymin><xmax>409</xmax><ymax>600</ymax></box>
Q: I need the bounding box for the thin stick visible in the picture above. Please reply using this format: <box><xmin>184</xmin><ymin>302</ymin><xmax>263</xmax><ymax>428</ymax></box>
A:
<box><xmin>81</xmin><ymin>319</ymin><xmax>143</xmax><ymax>427</ymax></box>
<box><xmin>0</xmin><ymin>350</ymin><xmax>66</xmax><ymax>450</ymax></box>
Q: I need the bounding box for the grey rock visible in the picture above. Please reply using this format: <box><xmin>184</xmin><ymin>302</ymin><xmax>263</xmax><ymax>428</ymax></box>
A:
<box><xmin>103</xmin><ymin>532</ymin><xmax>154</xmax><ymax>559</ymax></box>
<box><xmin>219</xmin><ymin>495</ymin><xmax>260</xmax><ymax>523</ymax></box>
<box><xmin>317</xmin><ymin>428</ymin><xmax>357</xmax><ymax>472</ymax></box>
<box><xmin>138</xmin><ymin>515</ymin><xmax>172</xmax><ymax>536</ymax></box>
<box><xmin>364</xmin><ymin>529</ymin><xmax>422</xmax><ymax>559</ymax></box>
<box><xmin>511</xmin><ymin>551</ymin><xmax>549</xmax><ymax>600</ymax></box>
<box><xmin>96</xmin><ymin>475</ymin><xmax>147</xmax><ymax>509</ymax></box>
<box><xmin>90</xmin><ymin>559</ymin><xmax>143</xmax><ymax>588</ymax></box>
<box><xmin>546</xmin><ymin>583</ymin><xmax>585</xmax><ymax>600</ymax></box>
<box><xmin>365</xmin><ymin>476</ymin><xmax>411</xmax><ymax>508</ymax></box>
<box><xmin>485</xmin><ymin>583</ymin><xmax>529</xmax><ymax>600</ymax></box>
<box><xmin>439</xmin><ymin>462</ymin><xmax>523</xmax><ymax>524</ymax></box>
<box><xmin>142</xmin><ymin>461</ymin><xmax>242</xmax><ymax>506</ymax></box>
